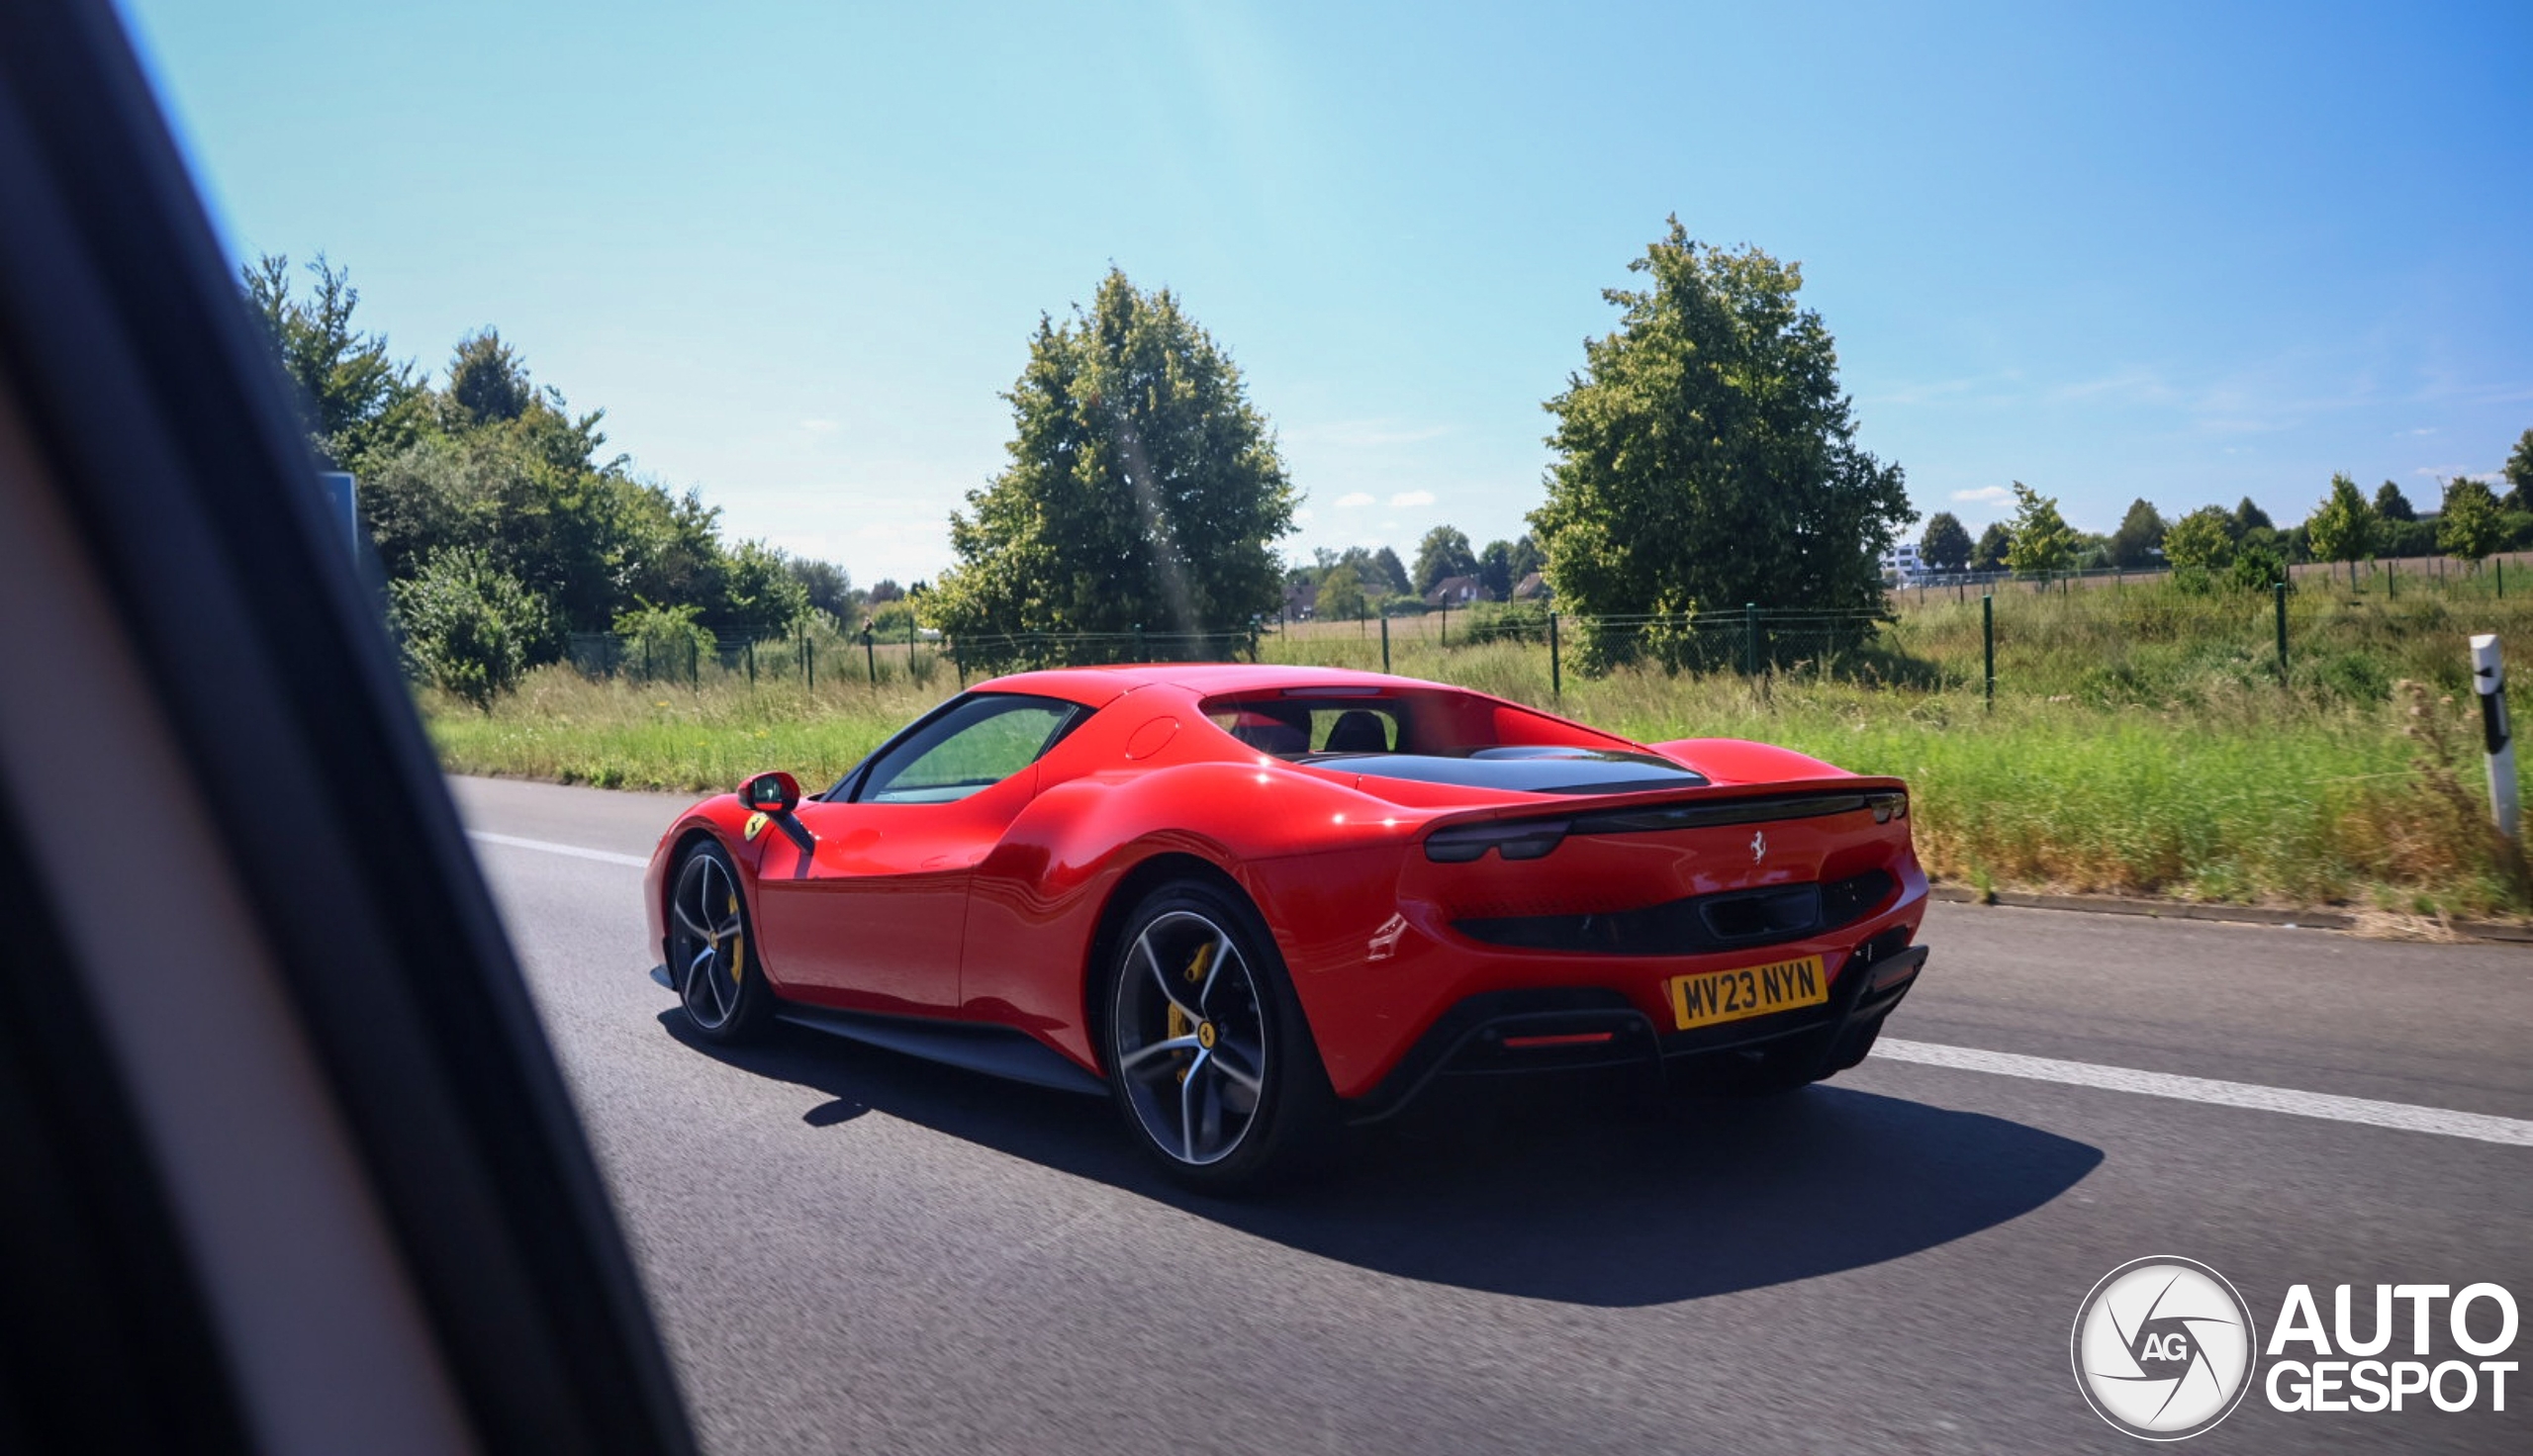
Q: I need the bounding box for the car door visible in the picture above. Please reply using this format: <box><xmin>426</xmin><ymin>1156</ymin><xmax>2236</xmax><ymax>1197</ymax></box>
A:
<box><xmin>751</xmin><ymin>693</ymin><xmax>1084</xmax><ymax>1016</ymax></box>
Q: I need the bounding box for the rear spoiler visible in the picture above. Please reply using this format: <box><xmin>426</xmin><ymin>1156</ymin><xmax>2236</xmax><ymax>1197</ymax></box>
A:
<box><xmin>1416</xmin><ymin>777</ymin><xmax>1910</xmax><ymax>863</ymax></box>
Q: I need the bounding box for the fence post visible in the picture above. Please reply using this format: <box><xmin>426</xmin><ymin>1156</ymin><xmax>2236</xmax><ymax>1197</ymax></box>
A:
<box><xmin>1441</xmin><ymin>601</ymin><xmax>1449</xmax><ymax>646</ymax></box>
<box><xmin>689</xmin><ymin>635</ymin><xmax>699</xmax><ymax>686</ymax></box>
<box><xmin>1135</xmin><ymin>622</ymin><xmax>1147</xmax><ymax>662</ymax></box>
<box><xmin>805</xmin><ymin>637</ymin><xmax>815</xmax><ymax>691</ymax></box>
<box><xmin>1548</xmin><ymin>611</ymin><xmax>1561</xmax><ymax>700</ymax></box>
<box><xmin>953</xmin><ymin>640</ymin><xmax>965</xmax><ymax>688</ymax></box>
<box><xmin>1982</xmin><ymin>593</ymin><xmax>1995</xmax><ymax>707</ymax></box>
<box><xmin>2472</xmin><ymin>634</ymin><xmax>2520</xmax><ymax>844</ymax></box>
<box><xmin>2275</xmin><ymin>581</ymin><xmax>2290</xmax><ymax>682</ymax></box>
<box><xmin>861</xmin><ymin>622</ymin><xmax>876</xmax><ymax>685</ymax></box>
<box><xmin>1379</xmin><ymin>614</ymin><xmax>1391</xmax><ymax>675</ymax></box>
<box><xmin>1744</xmin><ymin>602</ymin><xmax>1759</xmax><ymax>677</ymax></box>
<box><xmin>746</xmin><ymin>638</ymin><xmax>756</xmax><ymax>687</ymax></box>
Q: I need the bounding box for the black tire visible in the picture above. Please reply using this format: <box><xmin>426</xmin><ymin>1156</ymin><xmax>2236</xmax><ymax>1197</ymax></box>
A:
<box><xmin>1099</xmin><ymin>878</ymin><xmax>1334</xmax><ymax>1190</ymax></box>
<box><xmin>666</xmin><ymin>841</ymin><xmax>776</xmax><ymax>1044</ymax></box>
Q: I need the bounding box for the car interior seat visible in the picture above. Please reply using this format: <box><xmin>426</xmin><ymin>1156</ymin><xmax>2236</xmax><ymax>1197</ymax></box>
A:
<box><xmin>1322</xmin><ymin>709</ymin><xmax>1391</xmax><ymax>754</ymax></box>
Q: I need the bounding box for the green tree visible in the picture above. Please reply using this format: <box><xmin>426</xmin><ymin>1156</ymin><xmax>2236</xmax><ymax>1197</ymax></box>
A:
<box><xmin>1973</xmin><ymin>520</ymin><xmax>2012</xmax><ymax>572</ymax></box>
<box><xmin>1508</xmin><ymin>533</ymin><xmax>1545</xmax><ymax>584</ymax></box>
<box><xmin>2440</xmin><ymin>477</ymin><xmax>2505</xmax><ymax>564</ymax></box>
<box><xmin>785</xmin><ymin>556</ymin><xmax>859</xmax><ymax>622</ymax></box>
<box><xmin>1476</xmin><ymin>539</ymin><xmax>1517</xmax><ymax>599</ymax></box>
<box><xmin>2374</xmin><ymin>480</ymin><xmax>2416</xmax><ymax>522</ymax></box>
<box><xmin>1372</xmin><ymin>546</ymin><xmax>1410</xmax><ymax>598</ymax></box>
<box><xmin>2108</xmin><ymin>498</ymin><xmax>2165</xmax><ymax>568</ymax></box>
<box><xmin>2504</xmin><ymin>429</ymin><xmax>2533</xmax><ymax>511</ymax></box>
<box><xmin>1317</xmin><ymin>563</ymin><xmax>1367</xmax><ymax>621</ymax></box>
<box><xmin>715</xmin><ymin>540</ymin><xmax>811</xmax><ymax>636</ymax></box>
<box><xmin>2305</xmin><ymin>472</ymin><xmax>2379</xmax><ymax>579</ymax></box>
<box><xmin>1414</xmin><ymin>524</ymin><xmax>1478</xmax><ymax>593</ymax></box>
<box><xmin>240</xmin><ymin>253</ymin><xmax>424</xmax><ymax>469</ymax></box>
<box><xmin>390</xmin><ymin>547</ymin><xmax>546</xmax><ymax>709</ymax></box>
<box><xmin>447</xmin><ymin>328</ymin><xmax>535</xmax><ymax>426</ymax></box>
<box><xmin>2004</xmin><ymin>483</ymin><xmax>2077</xmax><ymax>577</ymax></box>
<box><xmin>1530</xmin><ymin>222</ymin><xmax>1911</xmax><ymax>665</ymax></box>
<box><xmin>2228</xmin><ymin>497</ymin><xmax>2274</xmax><ymax>540</ymax></box>
<box><xmin>2163</xmin><ymin>506</ymin><xmax>2235</xmax><ymax>572</ymax></box>
<box><xmin>1919</xmin><ymin>511</ymin><xmax>1972</xmax><ymax>572</ymax></box>
<box><xmin>929</xmin><ymin>270</ymin><xmax>1294</xmax><ymax>662</ymax></box>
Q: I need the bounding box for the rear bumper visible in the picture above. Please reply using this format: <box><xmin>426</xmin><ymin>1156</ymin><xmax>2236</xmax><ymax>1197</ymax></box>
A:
<box><xmin>1341</xmin><ymin>939</ymin><xmax>1926</xmax><ymax>1123</ymax></box>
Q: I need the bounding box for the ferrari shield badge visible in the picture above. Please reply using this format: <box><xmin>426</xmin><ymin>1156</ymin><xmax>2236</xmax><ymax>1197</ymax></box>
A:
<box><xmin>743</xmin><ymin>810</ymin><xmax>770</xmax><ymax>842</ymax></box>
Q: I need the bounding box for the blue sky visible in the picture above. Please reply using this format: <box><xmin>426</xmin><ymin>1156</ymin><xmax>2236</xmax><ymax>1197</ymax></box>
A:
<box><xmin>120</xmin><ymin>0</ymin><xmax>2532</xmax><ymax>586</ymax></box>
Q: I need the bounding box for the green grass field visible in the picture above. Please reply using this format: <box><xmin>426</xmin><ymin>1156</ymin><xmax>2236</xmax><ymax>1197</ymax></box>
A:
<box><xmin>426</xmin><ymin>579</ymin><xmax>2533</xmax><ymax>918</ymax></box>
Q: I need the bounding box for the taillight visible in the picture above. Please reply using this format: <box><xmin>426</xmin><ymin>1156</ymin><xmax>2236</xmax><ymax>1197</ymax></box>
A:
<box><xmin>1424</xmin><ymin>819</ymin><xmax>1570</xmax><ymax>863</ymax></box>
<box><xmin>1868</xmin><ymin>791</ymin><xmax>1908</xmax><ymax>824</ymax></box>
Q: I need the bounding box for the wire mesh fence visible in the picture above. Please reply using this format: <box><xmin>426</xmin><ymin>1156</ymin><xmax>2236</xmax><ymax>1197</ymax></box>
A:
<box><xmin>554</xmin><ymin>567</ymin><xmax>2533</xmax><ymax>709</ymax></box>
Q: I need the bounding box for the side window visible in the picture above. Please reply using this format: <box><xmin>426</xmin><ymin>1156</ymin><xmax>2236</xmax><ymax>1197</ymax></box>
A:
<box><xmin>855</xmin><ymin>695</ymin><xmax>1082</xmax><ymax>805</ymax></box>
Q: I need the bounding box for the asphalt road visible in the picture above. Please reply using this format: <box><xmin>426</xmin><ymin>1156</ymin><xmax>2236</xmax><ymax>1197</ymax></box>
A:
<box><xmin>452</xmin><ymin>774</ymin><xmax>2533</xmax><ymax>1455</ymax></box>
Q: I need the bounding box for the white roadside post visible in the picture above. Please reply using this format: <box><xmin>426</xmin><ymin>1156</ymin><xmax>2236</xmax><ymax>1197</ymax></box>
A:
<box><xmin>2471</xmin><ymin>634</ymin><xmax>2520</xmax><ymax>842</ymax></box>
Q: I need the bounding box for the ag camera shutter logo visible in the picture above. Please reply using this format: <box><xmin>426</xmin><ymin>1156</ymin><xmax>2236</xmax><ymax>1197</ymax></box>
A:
<box><xmin>2072</xmin><ymin>1257</ymin><xmax>2258</xmax><ymax>1440</ymax></box>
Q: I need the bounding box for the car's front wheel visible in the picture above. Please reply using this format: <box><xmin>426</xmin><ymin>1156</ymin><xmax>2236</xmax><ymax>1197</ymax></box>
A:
<box><xmin>1102</xmin><ymin>880</ymin><xmax>1331</xmax><ymax>1189</ymax></box>
<box><xmin>668</xmin><ymin>841</ymin><xmax>774</xmax><ymax>1043</ymax></box>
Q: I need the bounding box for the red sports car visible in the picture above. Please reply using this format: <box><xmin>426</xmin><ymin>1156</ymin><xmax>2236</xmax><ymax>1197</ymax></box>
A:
<box><xmin>644</xmin><ymin>664</ymin><xmax>1927</xmax><ymax>1187</ymax></box>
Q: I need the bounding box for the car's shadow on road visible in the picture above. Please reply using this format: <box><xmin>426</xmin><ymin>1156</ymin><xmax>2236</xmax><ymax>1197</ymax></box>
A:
<box><xmin>659</xmin><ymin>1008</ymin><xmax>2102</xmax><ymax>1309</ymax></box>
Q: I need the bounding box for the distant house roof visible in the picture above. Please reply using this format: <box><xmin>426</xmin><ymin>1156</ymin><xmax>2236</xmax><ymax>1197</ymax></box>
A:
<box><xmin>1282</xmin><ymin>580</ymin><xmax>1319</xmax><ymax>618</ymax></box>
<box><xmin>1425</xmin><ymin>575</ymin><xmax>1487</xmax><ymax>607</ymax></box>
<box><xmin>1513</xmin><ymin>571</ymin><xmax>1548</xmax><ymax>601</ymax></box>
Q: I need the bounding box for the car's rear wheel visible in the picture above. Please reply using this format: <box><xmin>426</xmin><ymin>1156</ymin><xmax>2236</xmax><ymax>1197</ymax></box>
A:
<box><xmin>1102</xmin><ymin>880</ymin><xmax>1331</xmax><ymax>1189</ymax></box>
<box><xmin>668</xmin><ymin>842</ymin><xmax>773</xmax><ymax>1043</ymax></box>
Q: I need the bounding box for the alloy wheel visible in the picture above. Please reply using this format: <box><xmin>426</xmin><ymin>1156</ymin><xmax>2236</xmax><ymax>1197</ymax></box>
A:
<box><xmin>670</xmin><ymin>852</ymin><xmax>747</xmax><ymax>1032</ymax></box>
<box><xmin>1111</xmin><ymin>909</ymin><xmax>1268</xmax><ymax>1166</ymax></box>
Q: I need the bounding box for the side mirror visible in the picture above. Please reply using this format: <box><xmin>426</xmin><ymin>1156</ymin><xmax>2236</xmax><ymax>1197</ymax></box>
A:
<box><xmin>739</xmin><ymin>770</ymin><xmax>800</xmax><ymax>815</ymax></box>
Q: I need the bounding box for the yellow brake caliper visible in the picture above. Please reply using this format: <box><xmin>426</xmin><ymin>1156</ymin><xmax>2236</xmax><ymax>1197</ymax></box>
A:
<box><xmin>1167</xmin><ymin>941</ymin><xmax>1214</xmax><ymax>1082</ymax></box>
<box><xmin>726</xmin><ymin>891</ymin><xmax>744</xmax><ymax>983</ymax></box>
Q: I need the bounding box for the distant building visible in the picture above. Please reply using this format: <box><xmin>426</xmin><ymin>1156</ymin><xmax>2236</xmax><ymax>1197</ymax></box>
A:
<box><xmin>1425</xmin><ymin>575</ymin><xmax>1488</xmax><ymax>607</ymax></box>
<box><xmin>1282</xmin><ymin>579</ymin><xmax>1319</xmax><ymax>620</ymax></box>
<box><xmin>1512</xmin><ymin>571</ymin><xmax>1549</xmax><ymax>602</ymax></box>
<box><xmin>1880</xmin><ymin>542</ymin><xmax>1923</xmax><ymax>584</ymax></box>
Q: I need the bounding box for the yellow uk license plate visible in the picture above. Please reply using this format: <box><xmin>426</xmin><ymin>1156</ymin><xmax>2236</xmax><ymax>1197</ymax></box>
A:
<box><xmin>1668</xmin><ymin>954</ymin><xmax>1829</xmax><ymax>1031</ymax></box>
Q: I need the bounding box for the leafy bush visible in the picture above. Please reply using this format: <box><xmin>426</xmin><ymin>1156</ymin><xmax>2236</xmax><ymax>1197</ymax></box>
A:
<box><xmin>612</xmin><ymin>600</ymin><xmax>716</xmax><ymax>684</ymax></box>
<box><xmin>390</xmin><ymin>547</ymin><xmax>547</xmax><ymax>709</ymax></box>
<box><xmin>1458</xmin><ymin>600</ymin><xmax>1550</xmax><ymax>645</ymax></box>
<box><xmin>2228</xmin><ymin>541</ymin><xmax>2288</xmax><ymax>592</ymax></box>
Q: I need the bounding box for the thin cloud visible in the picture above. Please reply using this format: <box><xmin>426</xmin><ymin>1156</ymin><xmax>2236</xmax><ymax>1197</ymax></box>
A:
<box><xmin>798</xmin><ymin>419</ymin><xmax>839</xmax><ymax>433</ymax></box>
<box><xmin>1285</xmin><ymin>418</ymin><xmax>1451</xmax><ymax>448</ymax></box>
<box><xmin>1335</xmin><ymin>492</ymin><xmax>1375</xmax><ymax>508</ymax></box>
<box><xmin>1389</xmin><ymin>490</ymin><xmax>1437</xmax><ymax>507</ymax></box>
<box><xmin>2047</xmin><ymin>368</ymin><xmax>2179</xmax><ymax>406</ymax></box>
<box><xmin>1951</xmin><ymin>485</ymin><xmax>2015</xmax><ymax>504</ymax></box>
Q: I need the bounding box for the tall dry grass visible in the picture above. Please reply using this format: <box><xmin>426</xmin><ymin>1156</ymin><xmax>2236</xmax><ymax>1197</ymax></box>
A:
<box><xmin>428</xmin><ymin>626</ymin><xmax>2533</xmax><ymax>915</ymax></box>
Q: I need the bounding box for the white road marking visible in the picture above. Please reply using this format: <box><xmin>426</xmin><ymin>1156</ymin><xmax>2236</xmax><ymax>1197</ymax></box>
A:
<box><xmin>465</xmin><ymin>830</ymin><xmax>649</xmax><ymax>868</ymax></box>
<box><xmin>1878</xmin><ymin>1038</ymin><xmax>2533</xmax><ymax>1147</ymax></box>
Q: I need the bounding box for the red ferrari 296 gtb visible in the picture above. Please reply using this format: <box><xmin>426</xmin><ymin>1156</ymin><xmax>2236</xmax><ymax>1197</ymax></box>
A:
<box><xmin>644</xmin><ymin>664</ymin><xmax>1928</xmax><ymax>1187</ymax></box>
